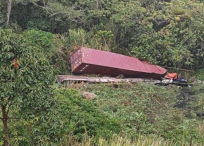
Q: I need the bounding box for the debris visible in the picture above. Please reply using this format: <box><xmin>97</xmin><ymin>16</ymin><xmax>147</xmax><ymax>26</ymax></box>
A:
<box><xmin>57</xmin><ymin>75</ymin><xmax>161</xmax><ymax>84</ymax></box>
<box><xmin>116</xmin><ymin>74</ymin><xmax>125</xmax><ymax>79</ymax></box>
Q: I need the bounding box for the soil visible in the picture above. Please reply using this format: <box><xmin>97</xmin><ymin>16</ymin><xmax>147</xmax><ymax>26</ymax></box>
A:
<box><xmin>174</xmin><ymin>87</ymin><xmax>195</xmax><ymax>109</ymax></box>
<box><xmin>174</xmin><ymin>86</ymin><xmax>204</xmax><ymax>118</ymax></box>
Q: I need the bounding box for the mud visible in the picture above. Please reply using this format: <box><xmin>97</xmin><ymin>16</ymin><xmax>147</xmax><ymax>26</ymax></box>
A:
<box><xmin>174</xmin><ymin>87</ymin><xmax>195</xmax><ymax>109</ymax></box>
<box><xmin>174</xmin><ymin>87</ymin><xmax>204</xmax><ymax>118</ymax></box>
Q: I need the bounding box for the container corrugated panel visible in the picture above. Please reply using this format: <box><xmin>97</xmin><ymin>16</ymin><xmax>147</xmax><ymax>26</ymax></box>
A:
<box><xmin>70</xmin><ymin>47</ymin><xmax>167</xmax><ymax>79</ymax></box>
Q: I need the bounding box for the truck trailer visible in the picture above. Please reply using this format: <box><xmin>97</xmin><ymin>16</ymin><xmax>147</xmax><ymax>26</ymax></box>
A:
<box><xmin>70</xmin><ymin>47</ymin><xmax>167</xmax><ymax>79</ymax></box>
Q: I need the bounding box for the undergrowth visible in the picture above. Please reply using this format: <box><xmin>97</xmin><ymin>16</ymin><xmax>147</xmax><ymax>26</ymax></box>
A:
<box><xmin>2</xmin><ymin>83</ymin><xmax>204</xmax><ymax>145</ymax></box>
<box><xmin>63</xmin><ymin>82</ymin><xmax>204</xmax><ymax>146</ymax></box>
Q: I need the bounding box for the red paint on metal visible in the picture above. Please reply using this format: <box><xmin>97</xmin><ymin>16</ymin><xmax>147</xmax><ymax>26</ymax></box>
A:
<box><xmin>70</xmin><ymin>47</ymin><xmax>167</xmax><ymax>79</ymax></box>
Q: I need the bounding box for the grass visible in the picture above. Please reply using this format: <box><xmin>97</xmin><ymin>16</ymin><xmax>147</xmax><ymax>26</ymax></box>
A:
<box><xmin>66</xmin><ymin>82</ymin><xmax>204</xmax><ymax>145</ymax></box>
<box><xmin>63</xmin><ymin>134</ymin><xmax>201</xmax><ymax>146</ymax></box>
<box><xmin>1</xmin><ymin>82</ymin><xmax>204</xmax><ymax>146</ymax></box>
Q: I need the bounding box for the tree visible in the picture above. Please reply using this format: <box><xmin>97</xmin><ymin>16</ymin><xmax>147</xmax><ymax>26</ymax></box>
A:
<box><xmin>6</xmin><ymin>0</ymin><xmax>12</xmax><ymax>25</ymax></box>
<box><xmin>0</xmin><ymin>29</ymin><xmax>55</xmax><ymax>146</ymax></box>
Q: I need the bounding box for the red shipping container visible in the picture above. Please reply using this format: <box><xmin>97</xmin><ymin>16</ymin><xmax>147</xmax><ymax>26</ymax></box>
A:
<box><xmin>70</xmin><ymin>47</ymin><xmax>166</xmax><ymax>79</ymax></box>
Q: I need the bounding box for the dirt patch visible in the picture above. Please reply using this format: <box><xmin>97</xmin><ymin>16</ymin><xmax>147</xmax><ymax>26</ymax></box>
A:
<box><xmin>174</xmin><ymin>87</ymin><xmax>195</xmax><ymax>109</ymax></box>
<box><xmin>174</xmin><ymin>86</ymin><xmax>204</xmax><ymax>118</ymax></box>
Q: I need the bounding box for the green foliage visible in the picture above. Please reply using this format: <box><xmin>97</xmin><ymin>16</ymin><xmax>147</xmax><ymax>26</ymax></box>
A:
<box><xmin>67</xmin><ymin>29</ymin><xmax>87</xmax><ymax>48</ymax></box>
<box><xmin>73</xmin><ymin>83</ymin><xmax>204</xmax><ymax>145</ymax></box>
<box><xmin>0</xmin><ymin>28</ymin><xmax>55</xmax><ymax>145</ymax></box>
<box><xmin>23</xmin><ymin>29</ymin><xmax>55</xmax><ymax>58</ymax></box>
<box><xmin>1</xmin><ymin>0</ymin><xmax>204</xmax><ymax>145</ymax></box>
<box><xmin>53</xmin><ymin>88</ymin><xmax>120</xmax><ymax>141</ymax></box>
<box><xmin>130</xmin><ymin>29</ymin><xmax>193</xmax><ymax>67</ymax></box>
<box><xmin>63</xmin><ymin>134</ymin><xmax>203</xmax><ymax>146</ymax></box>
<box><xmin>93</xmin><ymin>30</ymin><xmax>114</xmax><ymax>51</ymax></box>
<box><xmin>193</xmin><ymin>69</ymin><xmax>204</xmax><ymax>80</ymax></box>
<box><xmin>191</xmin><ymin>84</ymin><xmax>204</xmax><ymax>114</ymax></box>
<box><xmin>111</xmin><ymin>1</ymin><xmax>146</xmax><ymax>27</ymax></box>
<box><xmin>166</xmin><ymin>120</ymin><xmax>199</xmax><ymax>144</ymax></box>
<box><xmin>0</xmin><ymin>1</ymin><xmax>6</xmax><ymax>25</ymax></box>
<box><xmin>11</xmin><ymin>3</ymin><xmax>52</xmax><ymax>31</ymax></box>
<box><xmin>21</xmin><ymin>29</ymin><xmax>72</xmax><ymax>74</ymax></box>
<box><xmin>2</xmin><ymin>0</ymin><xmax>204</xmax><ymax>70</ymax></box>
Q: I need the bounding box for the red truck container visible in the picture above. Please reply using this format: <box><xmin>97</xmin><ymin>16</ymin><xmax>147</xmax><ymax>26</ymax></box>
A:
<box><xmin>70</xmin><ymin>47</ymin><xmax>166</xmax><ymax>79</ymax></box>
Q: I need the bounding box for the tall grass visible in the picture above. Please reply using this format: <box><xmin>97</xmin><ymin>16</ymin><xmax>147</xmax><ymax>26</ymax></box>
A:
<box><xmin>62</xmin><ymin>134</ymin><xmax>199</xmax><ymax>146</ymax></box>
<box><xmin>57</xmin><ymin>83</ymin><xmax>204</xmax><ymax>146</ymax></box>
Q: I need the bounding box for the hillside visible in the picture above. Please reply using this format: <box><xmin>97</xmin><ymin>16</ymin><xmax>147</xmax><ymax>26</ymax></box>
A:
<box><xmin>62</xmin><ymin>83</ymin><xmax>204</xmax><ymax>145</ymax></box>
<box><xmin>0</xmin><ymin>0</ymin><xmax>204</xmax><ymax>72</ymax></box>
<box><xmin>1</xmin><ymin>0</ymin><xmax>204</xmax><ymax>145</ymax></box>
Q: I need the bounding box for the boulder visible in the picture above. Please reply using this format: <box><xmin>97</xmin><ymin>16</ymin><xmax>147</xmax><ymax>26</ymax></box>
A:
<box><xmin>82</xmin><ymin>92</ymin><xmax>96</xmax><ymax>100</ymax></box>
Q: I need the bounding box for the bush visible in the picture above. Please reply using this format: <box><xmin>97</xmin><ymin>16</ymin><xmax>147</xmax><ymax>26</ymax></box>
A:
<box><xmin>53</xmin><ymin>88</ymin><xmax>121</xmax><ymax>141</ymax></box>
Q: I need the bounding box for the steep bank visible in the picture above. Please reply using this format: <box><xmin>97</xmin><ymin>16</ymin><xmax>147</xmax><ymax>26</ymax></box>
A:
<box><xmin>65</xmin><ymin>82</ymin><xmax>204</xmax><ymax>145</ymax></box>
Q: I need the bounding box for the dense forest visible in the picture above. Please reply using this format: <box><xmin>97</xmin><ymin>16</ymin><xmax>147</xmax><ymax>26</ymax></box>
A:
<box><xmin>1</xmin><ymin>0</ymin><xmax>204</xmax><ymax>71</ymax></box>
<box><xmin>1</xmin><ymin>0</ymin><xmax>204</xmax><ymax>146</ymax></box>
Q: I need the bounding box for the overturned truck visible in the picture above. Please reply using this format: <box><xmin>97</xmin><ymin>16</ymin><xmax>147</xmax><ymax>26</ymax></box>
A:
<box><xmin>58</xmin><ymin>47</ymin><xmax>169</xmax><ymax>84</ymax></box>
<box><xmin>70</xmin><ymin>47</ymin><xmax>166</xmax><ymax>79</ymax></box>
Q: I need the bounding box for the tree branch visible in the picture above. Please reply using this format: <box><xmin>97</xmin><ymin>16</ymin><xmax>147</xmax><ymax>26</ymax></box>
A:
<box><xmin>31</xmin><ymin>2</ymin><xmax>52</xmax><ymax>15</ymax></box>
<box><xmin>0</xmin><ymin>117</ymin><xmax>19</xmax><ymax>120</ymax></box>
<box><xmin>8</xmin><ymin>117</ymin><xmax>20</xmax><ymax>120</ymax></box>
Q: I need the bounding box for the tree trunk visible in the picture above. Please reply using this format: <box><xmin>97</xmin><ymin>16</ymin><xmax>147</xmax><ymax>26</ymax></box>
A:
<box><xmin>42</xmin><ymin>0</ymin><xmax>47</xmax><ymax>8</ymax></box>
<box><xmin>96</xmin><ymin>0</ymin><xmax>99</xmax><ymax>9</ymax></box>
<box><xmin>6</xmin><ymin>0</ymin><xmax>12</xmax><ymax>26</ymax></box>
<box><xmin>1</xmin><ymin>105</ymin><xmax>9</xmax><ymax>146</ymax></box>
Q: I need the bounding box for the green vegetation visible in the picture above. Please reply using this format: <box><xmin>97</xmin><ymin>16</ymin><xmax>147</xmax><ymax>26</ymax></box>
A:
<box><xmin>0</xmin><ymin>0</ymin><xmax>204</xmax><ymax>71</ymax></box>
<box><xmin>75</xmin><ymin>83</ymin><xmax>204</xmax><ymax>145</ymax></box>
<box><xmin>1</xmin><ymin>0</ymin><xmax>204</xmax><ymax>145</ymax></box>
<box><xmin>2</xmin><ymin>81</ymin><xmax>204</xmax><ymax>145</ymax></box>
